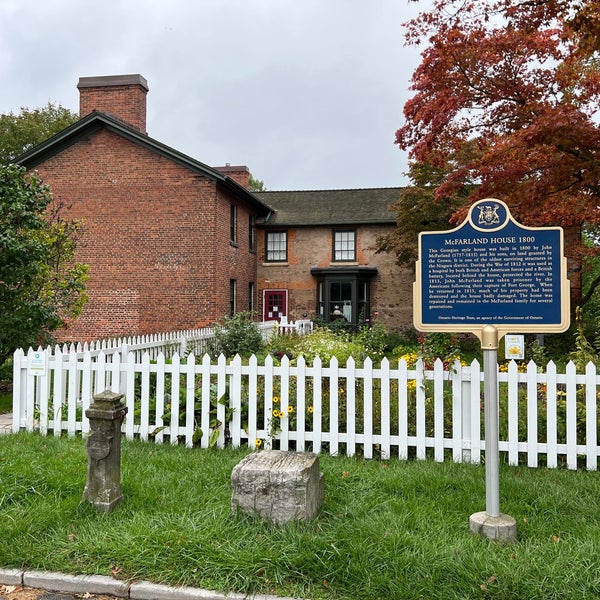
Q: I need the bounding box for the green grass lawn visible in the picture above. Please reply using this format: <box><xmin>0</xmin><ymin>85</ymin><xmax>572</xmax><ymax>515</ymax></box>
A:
<box><xmin>1</xmin><ymin>433</ymin><xmax>599</xmax><ymax>599</ymax></box>
<box><xmin>0</xmin><ymin>391</ymin><xmax>11</xmax><ymax>414</ymax></box>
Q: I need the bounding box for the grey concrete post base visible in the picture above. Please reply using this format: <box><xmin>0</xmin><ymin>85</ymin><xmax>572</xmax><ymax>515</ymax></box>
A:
<box><xmin>83</xmin><ymin>389</ymin><xmax>127</xmax><ymax>512</ymax></box>
<box><xmin>469</xmin><ymin>511</ymin><xmax>517</xmax><ymax>542</ymax></box>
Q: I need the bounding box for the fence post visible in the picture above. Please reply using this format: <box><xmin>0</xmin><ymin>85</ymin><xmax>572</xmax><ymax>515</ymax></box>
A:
<box><xmin>585</xmin><ymin>361</ymin><xmax>598</xmax><ymax>471</ymax></box>
<box><xmin>12</xmin><ymin>349</ymin><xmax>25</xmax><ymax>433</ymax></box>
<box><xmin>461</xmin><ymin>365</ymin><xmax>472</xmax><ymax>463</ymax></box>
<box><xmin>118</xmin><ymin>344</ymin><xmax>129</xmax><ymax>395</ymax></box>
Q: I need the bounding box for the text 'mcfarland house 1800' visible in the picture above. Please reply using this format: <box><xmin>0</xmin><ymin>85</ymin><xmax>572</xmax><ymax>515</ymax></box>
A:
<box><xmin>15</xmin><ymin>74</ymin><xmax>414</xmax><ymax>341</ymax></box>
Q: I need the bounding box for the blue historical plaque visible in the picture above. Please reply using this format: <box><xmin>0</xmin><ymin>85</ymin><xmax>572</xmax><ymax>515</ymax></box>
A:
<box><xmin>414</xmin><ymin>199</ymin><xmax>570</xmax><ymax>338</ymax></box>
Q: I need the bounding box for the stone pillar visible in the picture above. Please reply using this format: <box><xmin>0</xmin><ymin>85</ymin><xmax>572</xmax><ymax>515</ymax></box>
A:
<box><xmin>82</xmin><ymin>390</ymin><xmax>128</xmax><ymax>512</ymax></box>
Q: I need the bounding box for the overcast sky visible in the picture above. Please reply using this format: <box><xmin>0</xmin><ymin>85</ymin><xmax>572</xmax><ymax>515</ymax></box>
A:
<box><xmin>0</xmin><ymin>0</ymin><xmax>428</xmax><ymax>191</ymax></box>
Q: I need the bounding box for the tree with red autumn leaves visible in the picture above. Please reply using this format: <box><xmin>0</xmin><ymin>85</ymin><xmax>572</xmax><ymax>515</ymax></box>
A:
<box><xmin>388</xmin><ymin>0</ymin><xmax>600</xmax><ymax>305</ymax></box>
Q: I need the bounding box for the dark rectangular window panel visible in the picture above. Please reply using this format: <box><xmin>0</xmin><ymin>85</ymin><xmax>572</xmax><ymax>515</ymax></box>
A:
<box><xmin>248</xmin><ymin>282</ymin><xmax>255</xmax><ymax>312</ymax></box>
<box><xmin>230</xmin><ymin>279</ymin><xmax>237</xmax><ymax>316</ymax></box>
<box><xmin>249</xmin><ymin>215</ymin><xmax>256</xmax><ymax>251</ymax></box>
<box><xmin>230</xmin><ymin>204</ymin><xmax>237</xmax><ymax>243</ymax></box>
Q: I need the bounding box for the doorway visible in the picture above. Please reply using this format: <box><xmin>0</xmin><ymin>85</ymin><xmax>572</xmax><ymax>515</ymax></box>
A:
<box><xmin>263</xmin><ymin>289</ymin><xmax>288</xmax><ymax>322</ymax></box>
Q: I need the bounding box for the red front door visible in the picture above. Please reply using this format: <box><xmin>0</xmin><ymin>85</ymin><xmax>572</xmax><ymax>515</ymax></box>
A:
<box><xmin>263</xmin><ymin>290</ymin><xmax>288</xmax><ymax>322</ymax></box>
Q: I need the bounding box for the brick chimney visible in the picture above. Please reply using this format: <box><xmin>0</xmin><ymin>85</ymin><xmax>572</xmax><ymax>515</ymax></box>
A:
<box><xmin>77</xmin><ymin>74</ymin><xmax>149</xmax><ymax>133</ymax></box>
<box><xmin>214</xmin><ymin>164</ymin><xmax>251</xmax><ymax>188</ymax></box>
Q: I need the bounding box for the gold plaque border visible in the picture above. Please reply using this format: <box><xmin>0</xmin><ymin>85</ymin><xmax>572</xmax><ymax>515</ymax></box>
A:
<box><xmin>413</xmin><ymin>198</ymin><xmax>571</xmax><ymax>342</ymax></box>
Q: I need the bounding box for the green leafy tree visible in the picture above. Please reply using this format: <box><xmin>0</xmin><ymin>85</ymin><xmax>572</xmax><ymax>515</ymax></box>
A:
<box><xmin>0</xmin><ymin>102</ymin><xmax>78</xmax><ymax>165</ymax></box>
<box><xmin>248</xmin><ymin>174</ymin><xmax>266</xmax><ymax>192</ymax></box>
<box><xmin>0</xmin><ymin>165</ymin><xmax>88</xmax><ymax>363</ymax></box>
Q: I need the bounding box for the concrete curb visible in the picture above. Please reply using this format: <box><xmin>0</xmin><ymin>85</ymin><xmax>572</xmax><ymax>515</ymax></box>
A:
<box><xmin>22</xmin><ymin>571</ymin><xmax>129</xmax><ymax>597</ymax></box>
<box><xmin>0</xmin><ymin>568</ymin><xmax>21</xmax><ymax>586</ymax></box>
<box><xmin>0</xmin><ymin>568</ymin><xmax>305</xmax><ymax>600</ymax></box>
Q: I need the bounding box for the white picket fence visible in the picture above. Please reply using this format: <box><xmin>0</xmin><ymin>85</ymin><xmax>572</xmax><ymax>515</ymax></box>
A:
<box><xmin>50</xmin><ymin>320</ymin><xmax>312</xmax><ymax>362</ymax></box>
<box><xmin>56</xmin><ymin>327</ymin><xmax>217</xmax><ymax>361</ymax></box>
<box><xmin>11</xmin><ymin>347</ymin><xmax>600</xmax><ymax>470</ymax></box>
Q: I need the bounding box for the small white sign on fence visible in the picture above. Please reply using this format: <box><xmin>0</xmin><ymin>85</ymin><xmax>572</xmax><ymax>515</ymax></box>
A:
<box><xmin>505</xmin><ymin>335</ymin><xmax>525</xmax><ymax>360</ymax></box>
<box><xmin>27</xmin><ymin>350</ymin><xmax>47</xmax><ymax>377</ymax></box>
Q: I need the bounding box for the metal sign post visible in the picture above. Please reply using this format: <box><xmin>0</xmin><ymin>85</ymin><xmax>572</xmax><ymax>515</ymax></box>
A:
<box><xmin>413</xmin><ymin>199</ymin><xmax>571</xmax><ymax>542</ymax></box>
<box><xmin>482</xmin><ymin>326</ymin><xmax>500</xmax><ymax>517</ymax></box>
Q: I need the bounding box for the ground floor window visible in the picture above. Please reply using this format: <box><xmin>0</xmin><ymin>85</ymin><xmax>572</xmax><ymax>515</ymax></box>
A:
<box><xmin>312</xmin><ymin>267</ymin><xmax>377</xmax><ymax>326</ymax></box>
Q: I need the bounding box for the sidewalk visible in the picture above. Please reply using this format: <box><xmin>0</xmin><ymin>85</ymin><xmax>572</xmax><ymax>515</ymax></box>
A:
<box><xmin>0</xmin><ymin>412</ymin><xmax>12</xmax><ymax>434</ymax></box>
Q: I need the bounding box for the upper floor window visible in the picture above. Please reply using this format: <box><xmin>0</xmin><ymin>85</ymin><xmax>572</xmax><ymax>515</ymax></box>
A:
<box><xmin>249</xmin><ymin>215</ymin><xmax>256</xmax><ymax>252</ymax></box>
<box><xmin>333</xmin><ymin>230</ymin><xmax>356</xmax><ymax>262</ymax></box>
<box><xmin>230</xmin><ymin>204</ymin><xmax>237</xmax><ymax>244</ymax></box>
<box><xmin>265</xmin><ymin>231</ymin><xmax>288</xmax><ymax>262</ymax></box>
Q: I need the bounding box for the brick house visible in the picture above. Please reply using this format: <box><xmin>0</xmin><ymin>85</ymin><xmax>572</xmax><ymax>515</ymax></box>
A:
<box><xmin>17</xmin><ymin>74</ymin><xmax>271</xmax><ymax>341</ymax></box>
<box><xmin>16</xmin><ymin>74</ymin><xmax>413</xmax><ymax>341</ymax></box>
<box><xmin>254</xmin><ymin>189</ymin><xmax>413</xmax><ymax>330</ymax></box>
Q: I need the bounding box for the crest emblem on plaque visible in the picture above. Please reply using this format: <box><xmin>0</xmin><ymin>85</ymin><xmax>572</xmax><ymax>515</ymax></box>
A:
<box><xmin>478</xmin><ymin>204</ymin><xmax>500</xmax><ymax>226</ymax></box>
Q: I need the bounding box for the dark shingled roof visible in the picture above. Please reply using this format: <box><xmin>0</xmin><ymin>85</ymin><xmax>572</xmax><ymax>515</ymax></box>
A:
<box><xmin>254</xmin><ymin>188</ymin><xmax>403</xmax><ymax>226</ymax></box>
<box><xmin>15</xmin><ymin>111</ymin><xmax>272</xmax><ymax>216</ymax></box>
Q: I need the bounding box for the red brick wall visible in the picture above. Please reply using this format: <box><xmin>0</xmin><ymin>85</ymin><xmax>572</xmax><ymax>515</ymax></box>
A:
<box><xmin>33</xmin><ymin>128</ymin><xmax>259</xmax><ymax>342</ymax></box>
<box><xmin>211</xmin><ymin>191</ymin><xmax>258</xmax><ymax>318</ymax></box>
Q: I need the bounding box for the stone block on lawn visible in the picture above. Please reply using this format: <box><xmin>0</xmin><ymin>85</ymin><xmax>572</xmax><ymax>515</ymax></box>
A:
<box><xmin>231</xmin><ymin>450</ymin><xmax>324</xmax><ymax>525</ymax></box>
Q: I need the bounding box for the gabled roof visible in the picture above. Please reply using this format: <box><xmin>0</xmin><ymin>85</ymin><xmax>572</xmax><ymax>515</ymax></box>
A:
<box><xmin>15</xmin><ymin>111</ymin><xmax>271</xmax><ymax>216</ymax></box>
<box><xmin>254</xmin><ymin>188</ymin><xmax>403</xmax><ymax>227</ymax></box>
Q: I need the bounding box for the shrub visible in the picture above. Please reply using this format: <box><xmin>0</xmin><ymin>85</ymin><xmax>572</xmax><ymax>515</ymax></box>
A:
<box><xmin>417</xmin><ymin>332</ymin><xmax>462</xmax><ymax>368</ymax></box>
<box><xmin>355</xmin><ymin>322</ymin><xmax>389</xmax><ymax>359</ymax></box>
<box><xmin>266</xmin><ymin>330</ymin><xmax>302</xmax><ymax>361</ymax></box>
<box><xmin>0</xmin><ymin>357</ymin><xmax>13</xmax><ymax>382</ymax></box>
<box><xmin>311</xmin><ymin>315</ymin><xmax>353</xmax><ymax>334</ymax></box>
<box><xmin>293</xmin><ymin>326</ymin><xmax>365</xmax><ymax>364</ymax></box>
<box><xmin>207</xmin><ymin>312</ymin><xmax>264</xmax><ymax>359</ymax></box>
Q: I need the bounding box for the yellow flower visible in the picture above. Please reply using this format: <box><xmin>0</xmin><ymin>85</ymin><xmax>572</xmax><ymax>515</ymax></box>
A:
<box><xmin>272</xmin><ymin>396</ymin><xmax>280</xmax><ymax>404</ymax></box>
<box><xmin>273</xmin><ymin>408</ymin><xmax>281</xmax><ymax>417</ymax></box>
<box><xmin>255</xmin><ymin>438</ymin><xmax>263</xmax><ymax>448</ymax></box>
<box><xmin>400</xmin><ymin>352</ymin><xmax>418</xmax><ymax>367</ymax></box>
<box><xmin>307</xmin><ymin>406</ymin><xmax>314</xmax><ymax>414</ymax></box>
<box><xmin>287</xmin><ymin>405</ymin><xmax>294</xmax><ymax>414</ymax></box>
<box><xmin>338</xmin><ymin>388</ymin><xmax>345</xmax><ymax>395</ymax></box>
